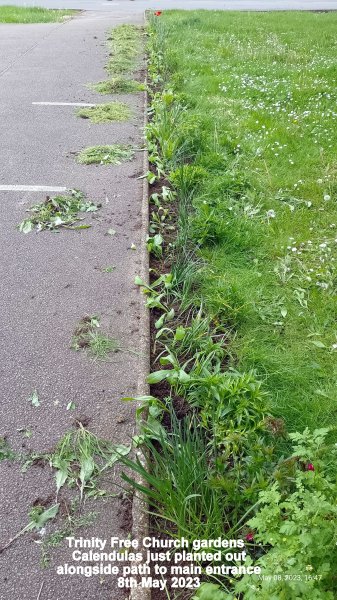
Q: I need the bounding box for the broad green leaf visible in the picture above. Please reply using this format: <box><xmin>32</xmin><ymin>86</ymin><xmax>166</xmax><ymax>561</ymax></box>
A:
<box><xmin>55</xmin><ymin>469</ymin><xmax>68</xmax><ymax>492</ymax></box>
<box><xmin>311</xmin><ymin>340</ymin><xmax>326</xmax><ymax>348</ymax></box>
<box><xmin>146</xmin><ymin>370</ymin><xmax>171</xmax><ymax>384</ymax></box>
<box><xmin>174</xmin><ymin>326</ymin><xmax>186</xmax><ymax>341</ymax></box>
<box><xmin>27</xmin><ymin>504</ymin><xmax>59</xmax><ymax>531</ymax></box>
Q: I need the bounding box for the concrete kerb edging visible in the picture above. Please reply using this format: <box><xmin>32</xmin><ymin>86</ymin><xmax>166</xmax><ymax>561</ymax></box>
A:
<box><xmin>129</xmin><ymin>41</ymin><xmax>151</xmax><ymax>600</ymax></box>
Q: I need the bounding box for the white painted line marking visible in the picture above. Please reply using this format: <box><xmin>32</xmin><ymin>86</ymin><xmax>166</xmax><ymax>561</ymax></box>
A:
<box><xmin>32</xmin><ymin>102</ymin><xmax>96</xmax><ymax>107</ymax></box>
<box><xmin>0</xmin><ymin>186</ymin><xmax>67</xmax><ymax>192</ymax></box>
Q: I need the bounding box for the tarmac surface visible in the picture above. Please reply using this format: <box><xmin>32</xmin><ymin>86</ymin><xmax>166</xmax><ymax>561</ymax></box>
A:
<box><xmin>1</xmin><ymin>0</ymin><xmax>337</xmax><ymax>13</ymax></box>
<box><xmin>0</xmin><ymin>10</ymin><xmax>145</xmax><ymax>600</ymax></box>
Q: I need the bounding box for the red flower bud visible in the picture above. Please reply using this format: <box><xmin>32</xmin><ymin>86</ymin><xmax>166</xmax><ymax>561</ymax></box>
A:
<box><xmin>306</xmin><ymin>463</ymin><xmax>315</xmax><ymax>471</ymax></box>
<box><xmin>154</xmin><ymin>11</ymin><xmax>162</xmax><ymax>16</ymax></box>
<box><xmin>245</xmin><ymin>532</ymin><xmax>254</xmax><ymax>542</ymax></box>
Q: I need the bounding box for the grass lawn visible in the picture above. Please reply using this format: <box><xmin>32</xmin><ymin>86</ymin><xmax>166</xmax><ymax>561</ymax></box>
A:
<box><xmin>0</xmin><ymin>5</ymin><xmax>73</xmax><ymax>23</ymax></box>
<box><xmin>153</xmin><ymin>10</ymin><xmax>337</xmax><ymax>434</ymax></box>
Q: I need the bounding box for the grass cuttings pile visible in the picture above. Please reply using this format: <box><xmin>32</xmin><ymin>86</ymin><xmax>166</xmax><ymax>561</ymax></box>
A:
<box><xmin>18</xmin><ymin>190</ymin><xmax>100</xmax><ymax>233</ymax></box>
<box><xmin>88</xmin><ymin>24</ymin><xmax>145</xmax><ymax>95</ymax></box>
<box><xmin>76</xmin><ymin>102</ymin><xmax>130</xmax><ymax>123</ymax></box>
<box><xmin>77</xmin><ymin>144</ymin><xmax>134</xmax><ymax>165</ymax></box>
<box><xmin>89</xmin><ymin>78</ymin><xmax>144</xmax><ymax>95</ymax></box>
<box><xmin>106</xmin><ymin>24</ymin><xmax>143</xmax><ymax>76</ymax></box>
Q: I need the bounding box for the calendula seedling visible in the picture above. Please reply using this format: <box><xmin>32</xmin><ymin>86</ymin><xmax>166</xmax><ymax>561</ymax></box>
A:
<box><xmin>18</xmin><ymin>190</ymin><xmax>100</xmax><ymax>233</ymax></box>
<box><xmin>77</xmin><ymin>144</ymin><xmax>134</xmax><ymax>165</ymax></box>
<box><xmin>76</xmin><ymin>102</ymin><xmax>130</xmax><ymax>123</ymax></box>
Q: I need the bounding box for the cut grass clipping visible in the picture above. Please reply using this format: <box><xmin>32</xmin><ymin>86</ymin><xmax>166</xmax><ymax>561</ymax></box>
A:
<box><xmin>18</xmin><ymin>190</ymin><xmax>100</xmax><ymax>233</ymax></box>
<box><xmin>72</xmin><ymin>315</ymin><xmax>119</xmax><ymax>360</ymax></box>
<box><xmin>0</xmin><ymin>6</ymin><xmax>73</xmax><ymax>23</ymax></box>
<box><xmin>76</xmin><ymin>102</ymin><xmax>130</xmax><ymax>123</ymax></box>
<box><xmin>77</xmin><ymin>144</ymin><xmax>134</xmax><ymax>166</ymax></box>
<box><xmin>106</xmin><ymin>24</ymin><xmax>142</xmax><ymax>76</ymax></box>
<box><xmin>88</xmin><ymin>25</ymin><xmax>144</xmax><ymax>95</ymax></box>
<box><xmin>89</xmin><ymin>78</ymin><xmax>144</xmax><ymax>95</ymax></box>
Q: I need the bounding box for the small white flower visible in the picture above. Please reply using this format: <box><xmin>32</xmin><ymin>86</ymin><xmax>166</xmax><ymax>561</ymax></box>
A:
<box><xmin>317</xmin><ymin>178</ymin><xmax>323</xmax><ymax>184</ymax></box>
<box><xmin>324</xmin><ymin>194</ymin><xmax>331</xmax><ymax>201</ymax></box>
<box><xmin>266</xmin><ymin>209</ymin><xmax>276</xmax><ymax>218</ymax></box>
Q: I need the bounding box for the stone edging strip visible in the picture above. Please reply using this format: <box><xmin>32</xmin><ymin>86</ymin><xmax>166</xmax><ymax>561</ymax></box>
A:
<box><xmin>129</xmin><ymin>76</ymin><xmax>151</xmax><ymax>600</ymax></box>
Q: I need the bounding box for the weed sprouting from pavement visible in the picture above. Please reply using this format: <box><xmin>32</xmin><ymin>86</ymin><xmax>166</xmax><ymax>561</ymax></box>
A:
<box><xmin>77</xmin><ymin>144</ymin><xmax>134</xmax><ymax>165</ymax></box>
<box><xmin>88</xmin><ymin>78</ymin><xmax>144</xmax><ymax>95</ymax></box>
<box><xmin>18</xmin><ymin>189</ymin><xmax>100</xmax><ymax>233</ymax></box>
<box><xmin>0</xmin><ymin>437</ymin><xmax>15</xmax><ymax>462</ymax></box>
<box><xmin>72</xmin><ymin>315</ymin><xmax>119</xmax><ymax>360</ymax></box>
<box><xmin>76</xmin><ymin>102</ymin><xmax>130</xmax><ymax>123</ymax></box>
<box><xmin>87</xmin><ymin>332</ymin><xmax>119</xmax><ymax>359</ymax></box>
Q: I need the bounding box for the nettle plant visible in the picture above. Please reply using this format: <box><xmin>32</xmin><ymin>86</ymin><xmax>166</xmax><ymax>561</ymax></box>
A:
<box><xmin>233</xmin><ymin>428</ymin><xmax>337</xmax><ymax>600</ymax></box>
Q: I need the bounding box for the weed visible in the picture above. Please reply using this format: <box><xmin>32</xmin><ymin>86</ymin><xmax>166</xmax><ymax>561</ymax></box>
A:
<box><xmin>192</xmin><ymin>585</ymin><xmax>227</xmax><ymax>600</ymax></box>
<box><xmin>18</xmin><ymin>189</ymin><xmax>99</xmax><ymax>233</ymax></box>
<box><xmin>89</xmin><ymin>78</ymin><xmax>145</xmax><ymax>95</ymax></box>
<box><xmin>77</xmin><ymin>144</ymin><xmax>134</xmax><ymax>165</ymax></box>
<box><xmin>234</xmin><ymin>429</ymin><xmax>337</xmax><ymax>599</ymax></box>
<box><xmin>87</xmin><ymin>332</ymin><xmax>119</xmax><ymax>360</ymax></box>
<box><xmin>41</xmin><ymin>504</ymin><xmax>97</xmax><ymax>565</ymax></box>
<box><xmin>71</xmin><ymin>315</ymin><xmax>119</xmax><ymax>360</ymax></box>
<box><xmin>0</xmin><ymin>504</ymin><xmax>59</xmax><ymax>554</ymax></box>
<box><xmin>0</xmin><ymin>437</ymin><xmax>15</xmax><ymax>461</ymax></box>
<box><xmin>76</xmin><ymin>102</ymin><xmax>130</xmax><ymax>123</ymax></box>
<box><xmin>32</xmin><ymin>425</ymin><xmax>130</xmax><ymax>501</ymax></box>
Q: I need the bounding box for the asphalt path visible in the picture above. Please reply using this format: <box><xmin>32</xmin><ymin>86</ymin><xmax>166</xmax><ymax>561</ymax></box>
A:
<box><xmin>0</xmin><ymin>0</ymin><xmax>337</xmax><ymax>12</ymax></box>
<box><xmin>0</xmin><ymin>10</ymin><xmax>145</xmax><ymax>600</ymax></box>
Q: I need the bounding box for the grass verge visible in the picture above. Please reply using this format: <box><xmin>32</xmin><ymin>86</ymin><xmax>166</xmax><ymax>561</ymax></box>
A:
<box><xmin>0</xmin><ymin>6</ymin><xmax>73</xmax><ymax>23</ymax></box>
<box><xmin>120</xmin><ymin>10</ymin><xmax>337</xmax><ymax>599</ymax></box>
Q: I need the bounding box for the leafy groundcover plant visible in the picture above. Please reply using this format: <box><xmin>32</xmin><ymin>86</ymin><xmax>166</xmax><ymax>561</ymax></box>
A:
<box><xmin>121</xmin><ymin>10</ymin><xmax>337</xmax><ymax>600</ymax></box>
